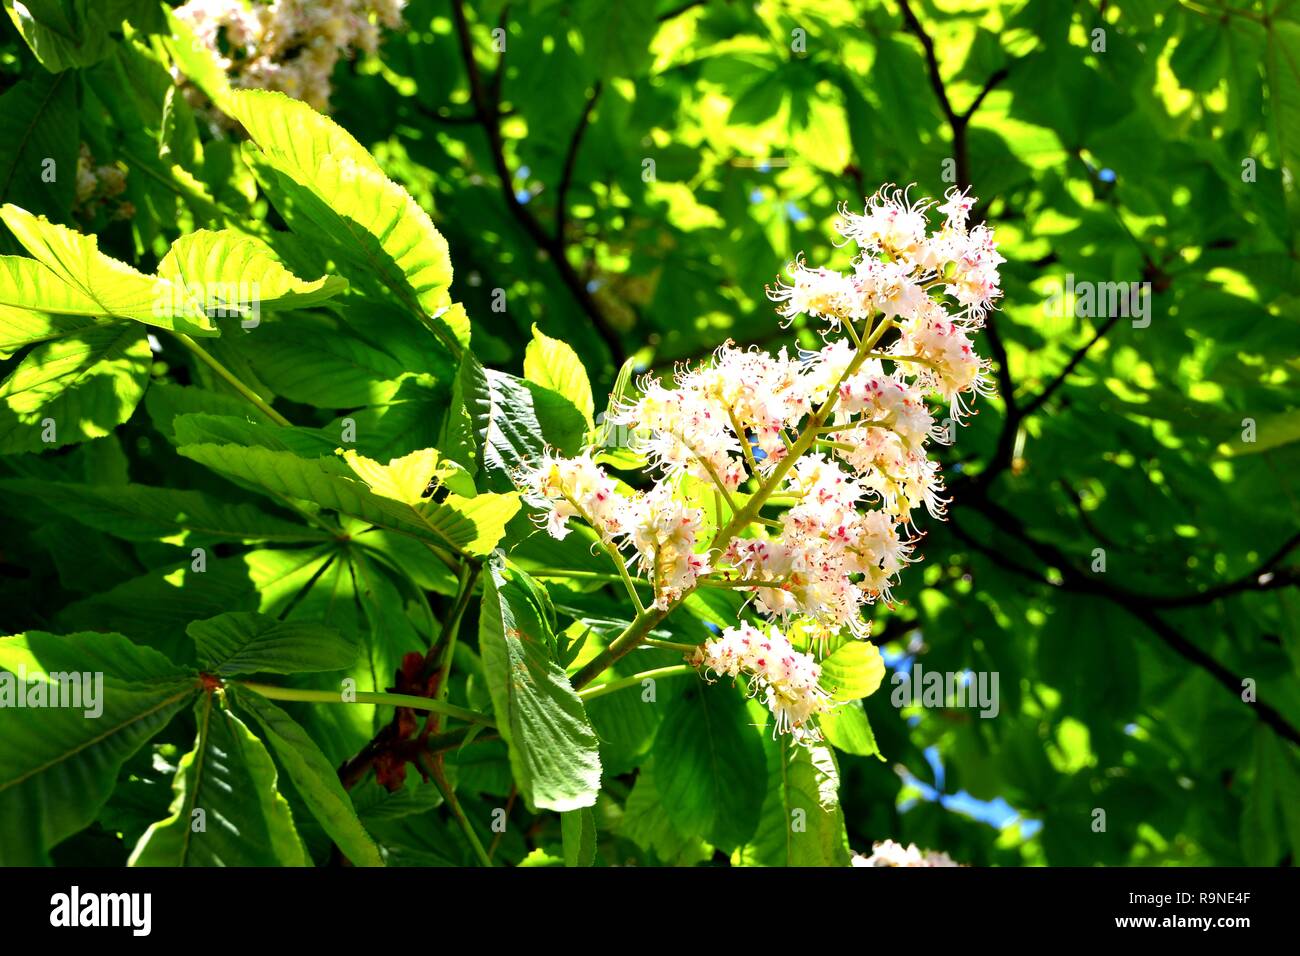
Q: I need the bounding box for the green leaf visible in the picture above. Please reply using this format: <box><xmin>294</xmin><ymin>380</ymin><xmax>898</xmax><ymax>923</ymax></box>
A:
<box><xmin>177</xmin><ymin>441</ymin><xmax>517</xmax><ymax>556</ymax></box>
<box><xmin>143</xmin><ymin>383</ymin><xmax>271</xmax><ymax>440</ymax></box>
<box><xmin>188</xmin><ymin>612</ymin><xmax>358</xmax><ymax>677</ymax></box>
<box><xmin>155</xmin><ymin>229</ymin><xmax>348</xmax><ymax>319</ymax></box>
<box><xmin>0</xmin><ymin>205</ymin><xmax>215</xmax><ymax>335</ymax></box>
<box><xmin>651</xmin><ymin>680</ymin><xmax>766</xmax><ymax>849</ymax></box>
<box><xmin>0</xmin><ymin>302</ymin><xmax>101</xmax><ymax>359</ymax></box>
<box><xmin>561</xmin><ymin>807</ymin><xmax>597</xmax><ymax>867</ymax></box>
<box><xmin>0</xmin><ymin>323</ymin><xmax>150</xmax><ymax>455</ymax></box>
<box><xmin>739</xmin><ymin>737</ymin><xmax>851</xmax><ymax>866</ymax></box>
<box><xmin>1266</xmin><ymin>19</ymin><xmax>1300</xmax><ymax>185</ymax></box>
<box><xmin>231</xmin><ymin>687</ymin><xmax>384</xmax><ymax>867</ymax></box>
<box><xmin>0</xmin><ymin>479</ymin><xmax>329</xmax><ymax>544</ymax></box>
<box><xmin>129</xmin><ymin>694</ymin><xmax>309</xmax><ymax>866</ymax></box>
<box><xmin>224</xmin><ymin>90</ymin><xmax>461</xmax><ymax>355</ymax></box>
<box><xmin>576</xmin><ymin>0</ymin><xmax>659</xmax><ymax>78</ymax></box>
<box><xmin>478</xmin><ymin>557</ymin><xmax>602</xmax><ymax>812</ymax></box>
<box><xmin>1222</xmin><ymin>409</ymin><xmax>1300</xmax><ymax>457</ymax></box>
<box><xmin>0</xmin><ymin>71</ymin><xmax>77</xmax><ymax>219</ymax></box>
<box><xmin>820</xmin><ymin>640</ymin><xmax>886</xmax><ymax>701</ymax></box>
<box><xmin>340</xmin><ymin>446</ymin><xmax>475</xmax><ymax>504</ymax></box>
<box><xmin>617</xmin><ymin>760</ymin><xmax>710</xmax><ymax>865</ymax></box>
<box><xmin>0</xmin><ymin>631</ymin><xmax>197</xmax><ymax>865</ymax></box>
<box><xmin>819</xmin><ymin>699</ymin><xmax>882</xmax><ymax>758</ymax></box>
<box><xmin>3</xmin><ymin>0</ymin><xmax>144</xmax><ymax>72</ymax></box>
<box><xmin>525</xmin><ymin>324</ymin><xmax>595</xmax><ymax>429</ymax></box>
<box><xmin>238</xmin><ymin>321</ymin><xmax>409</xmax><ymax>408</ymax></box>
<box><xmin>172</xmin><ymin>412</ymin><xmax>337</xmax><ymax>456</ymax></box>
<box><xmin>448</xmin><ymin>354</ymin><xmax>588</xmax><ymax>489</ymax></box>
<box><xmin>0</xmin><ymin>256</ymin><xmax>105</xmax><ymax>317</ymax></box>
<box><xmin>56</xmin><ymin>559</ymin><xmax>259</xmax><ymax>665</ymax></box>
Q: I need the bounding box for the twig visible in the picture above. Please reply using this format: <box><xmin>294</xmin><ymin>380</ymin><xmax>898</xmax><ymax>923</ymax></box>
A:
<box><xmin>448</xmin><ymin>0</ymin><xmax>626</xmax><ymax>363</ymax></box>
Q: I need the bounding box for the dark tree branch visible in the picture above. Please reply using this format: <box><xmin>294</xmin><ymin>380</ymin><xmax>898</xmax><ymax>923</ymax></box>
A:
<box><xmin>947</xmin><ymin>502</ymin><xmax>1300</xmax><ymax>748</ymax></box>
<box><xmin>555</xmin><ymin>82</ymin><xmax>603</xmax><ymax>244</ymax></box>
<box><xmin>416</xmin><ymin>105</ymin><xmax>515</xmax><ymax>125</ymax></box>
<box><xmin>962</xmin><ymin>65</ymin><xmax>1009</xmax><ymax>121</ymax></box>
<box><xmin>895</xmin><ymin>0</ymin><xmax>1018</xmax><ymax>483</ymax></box>
<box><xmin>1018</xmin><ymin>310</ymin><xmax>1124</xmax><ymax>419</ymax></box>
<box><xmin>1142</xmin><ymin>532</ymin><xmax>1300</xmax><ymax>609</ymax></box>
<box><xmin>449</xmin><ymin>0</ymin><xmax>626</xmax><ymax>364</ymax></box>
<box><xmin>897</xmin><ymin>0</ymin><xmax>956</xmax><ymax>125</ymax></box>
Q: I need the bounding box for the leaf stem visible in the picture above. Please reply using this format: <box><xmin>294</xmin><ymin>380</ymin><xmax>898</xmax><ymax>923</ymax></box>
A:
<box><xmin>420</xmin><ymin>752</ymin><xmax>493</xmax><ymax>867</ymax></box>
<box><xmin>578</xmin><ymin>664</ymin><xmax>694</xmax><ymax>701</ymax></box>
<box><xmin>236</xmin><ymin>681</ymin><xmax>496</xmax><ymax>727</ymax></box>
<box><xmin>171</xmin><ymin>332</ymin><xmax>293</xmax><ymax>427</ymax></box>
<box><xmin>643</xmin><ymin>638</ymin><xmax>701</xmax><ymax>653</ymax></box>
<box><xmin>433</xmin><ymin>562</ymin><xmax>481</xmax><ymax>707</ymax></box>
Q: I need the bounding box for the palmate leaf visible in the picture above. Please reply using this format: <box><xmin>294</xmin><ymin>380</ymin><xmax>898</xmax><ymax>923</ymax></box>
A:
<box><xmin>0</xmin><ymin>478</ymin><xmax>330</xmax><ymax>544</ymax></box>
<box><xmin>56</xmin><ymin>558</ymin><xmax>259</xmax><ymax>666</ymax></box>
<box><xmin>340</xmin><ymin>447</ymin><xmax>471</xmax><ymax>503</ymax></box>
<box><xmin>144</xmin><ymin>382</ymin><xmax>273</xmax><ymax>441</ymax></box>
<box><xmin>129</xmin><ymin>695</ymin><xmax>309</xmax><ymax>867</ymax></box>
<box><xmin>0</xmin><ymin>209</ymin><xmax>346</xmax><ymax>337</ymax></box>
<box><xmin>223</xmin><ymin>90</ymin><xmax>464</xmax><ymax>356</ymax></box>
<box><xmin>240</xmin><ymin>542</ymin><xmax>427</xmax><ymax>760</ymax></box>
<box><xmin>0</xmin><ymin>322</ymin><xmax>150</xmax><ymax>455</ymax></box>
<box><xmin>230</xmin><ymin>687</ymin><xmax>384</xmax><ymax>867</ymax></box>
<box><xmin>0</xmin><ymin>205</ymin><xmax>216</xmax><ymax>335</ymax></box>
<box><xmin>479</xmin><ymin>557</ymin><xmax>602</xmax><ymax>812</ymax></box>
<box><xmin>0</xmin><ymin>256</ymin><xmax>115</xmax><ymax>316</ymax></box>
<box><xmin>188</xmin><ymin>611</ymin><xmax>358</xmax><ymax>677</ymax></box>
<box><xmin>178</xmin><ymin>441</ymin><xmax>519</xmax><ymax>557</ymax></box>
<box><xmin>0</xmin><ymin>631</ymin><xmax>198</xmax><ymax>865</ymax></box>
<box><xmin>155</xmin><ymin>230</ymin><xmax>348</xmax><ymax>318</ymax></box>
<box><xmin>171</xmin><ymin>412</ymin><xmax>338</xmax><ymax>456</ymax></box>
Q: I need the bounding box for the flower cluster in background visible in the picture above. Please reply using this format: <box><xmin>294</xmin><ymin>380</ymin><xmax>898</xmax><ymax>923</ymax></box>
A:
<box><xmin>74</xmin><ymin>144</ymin><xmax>132</xmax><ymax>220</ymax></box>
<box><xmin>174</xmin><ymin>0</ymin><xmax>407</xmax><ymax>112</ymax></box>
<box><xmin>518</xmin><ymin>185</ymin><xmax>1000</xmax><ymax>741</ymax></box>
<box><xmin>852</xmin><ymin>840</ymin><xmax>960</xmax><ymax>867</ymax></box>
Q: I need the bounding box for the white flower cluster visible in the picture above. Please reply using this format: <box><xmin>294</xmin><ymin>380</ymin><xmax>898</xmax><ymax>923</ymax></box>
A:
<box><xmin>74</xmin><ymin>144</ymin><xmax>132</xmax><ymax>220</ymax></box>
<box><xmin>692</xmin><ymin>623</ymin><xmax>834</xmax><ymax>741</ymax></box>
<box><xmin>851</xmin><ymin>839</ymin><xmax>960</xmax><ymax>867</ymax></box>
<box><xmin>174</xmin><ymin>0</ymin><xmax>406</xmax><ymax>112</ymax></box>
<box><xmin>522</xmin><ymin>450</ymin><xmax>710</xmax><ymax>608</ymax></box>
<box><xmin>517</xmin><ymin>186</ymin><xmax>1000</xmax><ymax>739</ymax></box>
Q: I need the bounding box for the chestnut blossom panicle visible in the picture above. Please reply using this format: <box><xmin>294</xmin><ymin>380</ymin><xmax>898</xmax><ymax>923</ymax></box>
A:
<box><xmin>515</xmin><ymin>185</ymin><xmax>1002</xmax><ymax>742</ymax></box>
<box><xmin>852</xmin><ymin>840</ymin><xmax>961</xmax><ymax>867</ymax></box>
<box><xmin>174</xmin><ymin>0</ymin><xmax>407</xmax><ymax>113</ymax></box>
<box><xmin>692</xmin><ymin>623</ymin><xmax>835</xmax><ymax>741</ymax></box>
